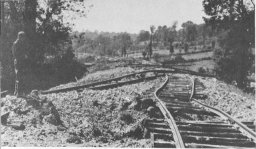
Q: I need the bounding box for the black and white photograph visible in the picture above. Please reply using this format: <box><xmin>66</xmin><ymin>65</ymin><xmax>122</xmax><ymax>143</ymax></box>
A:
<box><xmin>0</xmin><ymin>0</ymin><xmax>255</xmax><ymax>148</ymax></box>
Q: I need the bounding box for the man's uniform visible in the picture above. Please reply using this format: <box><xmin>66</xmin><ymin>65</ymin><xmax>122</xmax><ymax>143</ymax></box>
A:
<box><xmin>12</xmin><ymin>32</ymin><xmax>29</xmax><ymax>96</ymax></box>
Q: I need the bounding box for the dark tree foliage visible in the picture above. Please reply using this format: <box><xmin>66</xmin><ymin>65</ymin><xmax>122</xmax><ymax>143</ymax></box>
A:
<box><xmin>0</xmin><ymin>0</ymin><xmax>89</xmax><ymax>92</ymax></box>
<box><xmin>181</xmin><ymin>21</ymin><xmax>197</xmax><ymax>42</ymax></box>
<box><xmin>137</xmin><ymin>30</ymin><xmax>150</xmax><ymax>42</ymax></box>
<box><xmin>116</xmin><ymin>33</ymin><xmax>132</xmax><ymax>57</ymax></box>
<box><xmin>203</xmin><ymin>0</ymin><xmax>255</xmax><ymax>88</ymax></box>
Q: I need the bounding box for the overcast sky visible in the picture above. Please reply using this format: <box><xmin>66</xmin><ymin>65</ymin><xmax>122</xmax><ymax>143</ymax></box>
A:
<box><xmin>73</xmin><ymin>0</ymin><xmax>206</xmax><ymax>33</ymax></box>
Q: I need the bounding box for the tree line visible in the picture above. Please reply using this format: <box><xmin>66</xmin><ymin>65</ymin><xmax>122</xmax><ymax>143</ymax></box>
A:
<box><xmin>0</xmin><ymin>0</ymin><xmax>254</xmax><ymax>91</ymax></box>
<box><xmin>0</xmin><ymin>0</ymin><xmax>89</xmax><ymax>92</ymax></box>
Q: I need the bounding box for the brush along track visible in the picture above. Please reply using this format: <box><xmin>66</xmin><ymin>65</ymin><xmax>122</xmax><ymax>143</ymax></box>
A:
<box><xmin>41</xmin><ymin>68</ymin><xmax>213</xmax><ymax>94</ymax></box>
<box><xmin>153</xmin><ymin>74</ymin><xmax>256</xmax><ymax>148</ymax></box>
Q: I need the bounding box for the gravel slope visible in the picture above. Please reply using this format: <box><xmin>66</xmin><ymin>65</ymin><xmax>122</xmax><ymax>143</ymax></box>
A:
<box><xmin>197</xmin><ymin>77</ymin><xmax>255</xmax><ymax>122</ymax></box>
<box><xmin>1</xmin><ymin>77</ymin><xmax>163</xmax><ymax>147</ymax></box>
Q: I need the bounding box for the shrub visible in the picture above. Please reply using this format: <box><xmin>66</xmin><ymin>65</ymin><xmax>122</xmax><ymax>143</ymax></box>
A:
<box><xmin>142</xmin><ymin>51</ymin><xmax>147</xmax><ymax>58</ymax></box>
<box><xmin>119</xmin><ymin>112</ymin><xmax>134</xmax><ymax>124</ymax></box>
<box><xmin>92</xmin><ymin>127</ymin><xmax>102</xmax><ymax>137</ymax></box>
<box><xmin>174</xmin><ymin>55</ymin><xmax>185</xmax><ymax>62</ymax></box>
<box><xmin>152</xmin><ymin>53</ymin><xmax>161</xmax><ymax>62</ymax></box>
<box><xmin>66</xmin><ymin>136</ymin><xmax>82</xmax><ymax>144</ymax></box>
<box><xmin>77</xmin><ymin>55</ymin><xmax>96</xmax><ymax>64</ymax></box>
<box><xmin>125</xmin><ymin>123</ymin><xmax>144</xmax><ymax>139</ymax></box>
<box><xmin>198</xmin><ymin>67</ymin><xmax>207</xmax><ymax>73</ymax></box>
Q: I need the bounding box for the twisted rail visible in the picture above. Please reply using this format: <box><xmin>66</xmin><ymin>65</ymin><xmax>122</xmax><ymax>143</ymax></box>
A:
<box><xmin>187</xmin><ymin>76</ymin><xmax>256</xmax><ymax>141</ymax></box>
<box><xmin>41</xmin><ymin>68</ymin><xmax>214</xmax><ymax>94</ymax></box>
<box><xmin>192</xmin><ymin>99</ymin><xmax>256</xmax><ymax>141</ymax></box>
<box><xmin>154</xmin><ymin>75</ymin><xmax>185</xmax><ymax>148</ymax></box>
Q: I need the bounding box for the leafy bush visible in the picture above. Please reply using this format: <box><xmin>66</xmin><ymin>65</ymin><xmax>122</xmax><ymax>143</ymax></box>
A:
<box><xmin>174</xmin><ymin>55</ymin><xmax>185</xmax><ymax>62</ymax></box>
<box><xmin>152</xmin><ymin>53</ymin><xmax>161</xmax><ymax>62</ymax></box>
<box><xmin>142</xmin><ymin>51</ymin><xmax>147</xmax><ymax>58</ymax></box>
<box><xmin>119</xmin><ymin>112</ymin><xmax>134</xmax><ymax>124</ymax></box>
<box><xmin>198</xmin><ymin>67</ymin><xmax>207</xmax><ymax>73</ymax></box>
<box><xmin>77</xmin><ymin>55</ymin><xmax>96</xmax><ymax>64</ymax></box>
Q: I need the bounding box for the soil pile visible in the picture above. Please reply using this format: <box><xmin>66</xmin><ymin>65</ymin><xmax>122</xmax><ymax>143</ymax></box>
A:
<box><xmin>197</xmin><ymin>77</ymin><xmax>255</xmax><ymax>122</ymax></box>
<box><xmin>1</xmin><ymin>78</ymin><xmax>163</xmax><ymax>147</ymax></box>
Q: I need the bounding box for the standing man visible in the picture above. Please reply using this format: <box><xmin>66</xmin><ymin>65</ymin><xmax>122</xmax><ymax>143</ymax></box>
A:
<box><xmin>148</xmin><ymin>42</ymin><xmax>152</xmax><ymax>58</ymax></box>
<box><xmin>169</xmin><ymin>43</ymin><xmax>174</xmax><ymax>56</ymax></box>
<box><xmin>12</xmin><ymin>31</ymin><xmax>29</xmax><ymax>96</ymax></box>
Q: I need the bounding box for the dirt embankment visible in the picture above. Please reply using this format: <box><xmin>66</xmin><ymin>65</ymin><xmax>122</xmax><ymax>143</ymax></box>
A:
<box><xmin>197</xmin><ymin>77</ymin><xmax>255</xmax><ymax>122</ymax></box>
<box><xmin>1</xmin><ymin>77</ymin><xmax>163</xmax><ymax>147</ymax></box>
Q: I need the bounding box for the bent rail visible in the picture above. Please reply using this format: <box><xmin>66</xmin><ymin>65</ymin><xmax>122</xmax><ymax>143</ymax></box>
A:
<box><xmin>89</xmin><ymin>74</ymin><xmax>165</xmax><ymax>90</ymax></box>
<box><xmin>154</xmin><ymin>75</ymin><xmax>185</xmax><ymax>148</ymax></box>
<box><xmin>187</xmin><ymin>75</ymin><xmax>256</xmax><ymax>140</ymax></box>
<box><xmin>41</xmin><ymin>68</ymin><xmax>214</xmax><ymax>94</ymax></box>
<box><xmin>41</xmin><ymin>69</ymin><xmax>174</xmax><ymax>94</ymax></box>
<box><xmin>192</xmin><ymin>99</ymin><xmax>256</xmax><ymax>140</ymax></box>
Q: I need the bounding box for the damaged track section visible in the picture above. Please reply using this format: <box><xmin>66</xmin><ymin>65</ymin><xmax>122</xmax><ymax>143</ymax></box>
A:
<box><xmin>152</xmin><ymin>75</ymin><xmax>185</xmax><ymax>148</ymax></box>
<box><xmin>41</xmin><ymin>68</ymin><xmax>214</xmax><ymax>94</ymax></box>
<box><xmin>155</xmin><ymin>74</ymin><xmax>256</xmax><ymax>148</ymax></box>
<box><xmin>1</xmin><ymin>77</ymin><xmax>167</xmax><ymax>147</ymax></box>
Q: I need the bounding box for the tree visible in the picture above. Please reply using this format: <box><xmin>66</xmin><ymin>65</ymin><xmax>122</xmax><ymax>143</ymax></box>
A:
<box><xmin>203</xmin><ymin>0</ymin><xmax>255</xmax><ymax>88</ymax></box>
<box><xmin>167</xmin><ymin>22</ymin><xmax>177</xmax><ymax>55</ymax></box>
<box><xmin>94</xmin><ymin>35</ymin><xmax>112</xmax><ymax>56</ymax></box>
<box><xmin>137</xmin><ymin>30</ymin><xmax>150</xmax><ymax>42</ymax></box>
<box><xmin>196</xmin><ymin>23</ymin><xmax>214</xmax><ymax>46</ymax></box>
<box><xmin>117</xmin><ymin>33</ymin><xmax>132</xmax><ymax>57</ymax></box>
<box><xmin>182</xmin><ymin>21</ymin><xmax>197</xmax><ymax>42</ymax></box>
<box><xmin>0</xmin><ymin>0</ymin><xmax>90</xmax><ymax>91</ymax></box>
<box><xmin>146</xmin><ymin>25</ymin><xmax>155</xmax><ymax>58</ymax></box>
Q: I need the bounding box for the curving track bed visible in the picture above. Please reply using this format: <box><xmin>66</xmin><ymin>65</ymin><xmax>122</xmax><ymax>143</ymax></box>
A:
<box><xmin>40</xmin><ymin>68</ymin><xmax>211</xmax><ymax>95</ymax></box>
<box><xmin>153</xmin><ymin>74</ymin><xmax>256</xmax><ymax>148</ymax></box>
<box><xmin>30</xmin><ymin>68</ymin><xmax>256</xmax><ymax>148</ymax></box>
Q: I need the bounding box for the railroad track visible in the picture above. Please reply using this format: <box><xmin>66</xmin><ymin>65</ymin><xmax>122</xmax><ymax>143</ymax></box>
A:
<box><xmin>1</xmin><ymin>68</ymin><xmax>211</xmax><ymax>123</ymax></box>
<box><xmin>150</xmin><ymin>74</ymin><xmax>256</xmax><ymax>148</ymax></box>
<box><xmin>41</xmin><ymin>68</ymin><xmax>212</xmax><ymax>94</ymax></box>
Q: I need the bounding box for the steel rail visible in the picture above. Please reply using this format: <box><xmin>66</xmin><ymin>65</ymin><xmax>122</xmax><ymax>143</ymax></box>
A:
<box><xmin>187</xmin><ymin>76</ymin><xmax>256</xmax><ymax>141</ymax></box>
<box><xmin>41</xmin><ymin>68</ymin><xmax>214</xmax><ymax>94</ymax></box>
<box><xmin>154</xmin><ymin>75</ymin><xmax>185</xmax><ymax>148</ymax></box>
<box><xmin>192</xmin><ymin>99</ymin><xmax>256</xmax><ymax>141</ymax></box>
<box><xmin>89</xmin><ymin>74</ymin><xmax>165</xmax><ymax>90</ymax></box>
<box><xmin>188</xmin><ymin>76</ymin><xmax>195</xmax><ymax>101</ymax></box>
<box><xmin>41</xmin><ymin>69</ymin><xmax>175</xmax><ymax>94</ymax></box>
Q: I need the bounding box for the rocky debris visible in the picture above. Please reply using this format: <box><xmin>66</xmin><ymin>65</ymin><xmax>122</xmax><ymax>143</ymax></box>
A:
<box><xmin>124</xmin><ymin>118</ymin><xmax>146</xmax><ymax>139</ymax></box>
<box><xmin>119</xmin><ymin>112</ymin><xmax>134</xmax><ymax>124</ymax></box>
<box><xmin>197</xmin><ymin>77</ymin><xmax>255</xmax><ymax>122</ymax></box>
<box><xmin>66</xmin><ymin>136</ymin><xmax>82</xmax><ymax>144</ymax></box>
<box><xmin>39</xmin><ymin>100</ymin><xmax>63</xmax><ymax>126</ymax></box>
<box><xmin>1</xmin><ymin>112</ymin><xmax>9</xmax><ymax>125</ymax></box>
<box><xmin>49</xmin><ymin>67</ymin><xmax>138</xmax><ymax>91</ymax></box>
<box><xmin>1</xmin><ymin>77</ymin><xmax>163</xmax><ymax>147</ymax></box>
<box><xmin>9</xmin><ymin>122</ymin><xmax>25</xmax><ymax>130</ymax></box>
<box><xmin>140</xmin><ymin>98</ymin><xmax>156</xmax><ymax>109</ymax></box>
<box><xmin>146</xmin><ymin>106</ymin><xmax>157</xmax><ymax>118</ymax></box>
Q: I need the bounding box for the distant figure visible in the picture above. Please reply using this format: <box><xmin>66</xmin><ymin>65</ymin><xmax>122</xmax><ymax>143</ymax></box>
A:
<box><xmin>12</xmin><ymin>31</ymin><xmax>29</xmax><ymax>96</ymax></box>
<box><xmin>147</xmin><ymin>42</ymin><xmax>152</xmax><ymax>58</ymax></box>
<box><xmin>211</xmin><ymin>40</ymin><xmax>216</xmax><ymax>49</ymax></box>
<box><xmin>184</xmin><ymin>43</ymin><xmax>189</xmax><ymax>53</ymax></box>
<box><xmin>142</xmin><ymin>50</ymin><xmax>147</xmax><ymax>59</ymax></box>
<box><xmin>169</xmin><ymin>44</ymin><xmax>174</xmax><ymax>55</ymax></box>
<box><xmin>121</xmin><ymin>47</ymin><xmax>127</xmax><ymax>57</ymax></box>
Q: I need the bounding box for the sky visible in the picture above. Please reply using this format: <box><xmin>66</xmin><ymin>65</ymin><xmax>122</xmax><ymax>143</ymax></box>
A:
<box><xmin>73</xmin><ymin>0</ymin><xmax>206</xmax><ymax>33</ymax></box>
